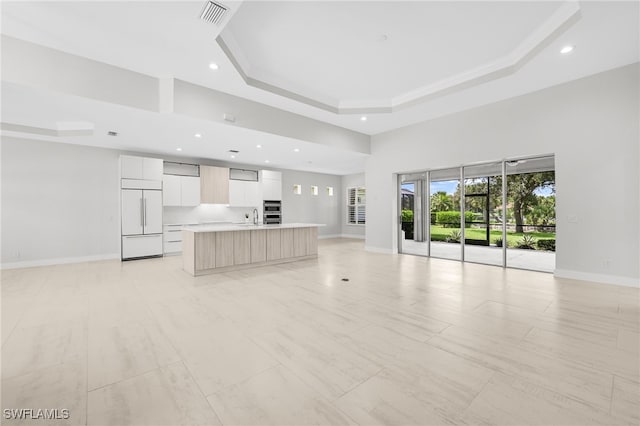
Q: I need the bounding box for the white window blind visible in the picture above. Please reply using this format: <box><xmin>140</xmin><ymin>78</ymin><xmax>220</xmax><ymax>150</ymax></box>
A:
<box><xmin>347</xmin><ymin>187</ymin><xmax>366</xmax><ymax>225</ymax></box>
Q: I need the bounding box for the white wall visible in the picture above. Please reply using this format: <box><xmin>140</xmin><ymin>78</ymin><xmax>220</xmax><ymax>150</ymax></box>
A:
<box><xmin>281</xmin><ymin>170</ymin><xmax>341</xmax><ymax>237</ymax></box>
<box><xmin>1</xmin><ymin>136</ymin><xmax>121</xmax><ymax>266</ymax></box>
<box><xmin>341</xmin><ymin>173</ymin><xmax>366</xmax><ymax>238</ymax></box>
<box><xmin>367</xmin><ymin>63</ymin><xmax>639</xmax><ymax>286</ymax></box>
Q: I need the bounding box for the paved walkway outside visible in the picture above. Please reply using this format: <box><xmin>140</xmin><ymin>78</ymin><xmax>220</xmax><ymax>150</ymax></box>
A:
<box><xmin>401</xmin><ymin>240</ymin><xmax>555</xmax><ymax>272</ymax></box>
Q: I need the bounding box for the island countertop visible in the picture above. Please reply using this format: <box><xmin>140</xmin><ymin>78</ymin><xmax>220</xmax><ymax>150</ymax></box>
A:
<box><xmin>182</xmin><ymin>223</ymin><xmax>325</xmax><ymax>233</ymax></box>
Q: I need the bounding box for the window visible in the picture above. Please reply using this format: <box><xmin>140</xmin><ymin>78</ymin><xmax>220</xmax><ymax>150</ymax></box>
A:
<box><xmin>347</xmin><ymin>187</ymin><xmax>366</xmax><ymax>225</ymax></box>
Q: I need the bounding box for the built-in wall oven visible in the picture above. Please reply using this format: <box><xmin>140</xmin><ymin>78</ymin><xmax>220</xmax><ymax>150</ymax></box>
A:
<box><xmin>263</xmin><ymin>200</ymin><xmax>281</xmax><ymax>224</ymax></box>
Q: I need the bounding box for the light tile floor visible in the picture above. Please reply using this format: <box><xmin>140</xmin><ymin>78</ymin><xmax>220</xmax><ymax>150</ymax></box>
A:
<box><xmin>1</xmin><ymin>238</ymin><xmax>638</xmax><ymax>425</ymax></box>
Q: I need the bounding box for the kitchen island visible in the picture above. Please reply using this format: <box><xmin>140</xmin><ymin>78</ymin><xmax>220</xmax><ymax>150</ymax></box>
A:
<box><xmin>182</xmin><ymin>223</ymin><xmax>322</xmax><ymax>276</ymax></box>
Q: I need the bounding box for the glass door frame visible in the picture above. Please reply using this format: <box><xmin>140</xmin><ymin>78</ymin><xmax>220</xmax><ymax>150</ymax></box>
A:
<box><xmin>397</xmin><ymin>154</ymin><xmax>555</xmax><ymax>272</ymax></box>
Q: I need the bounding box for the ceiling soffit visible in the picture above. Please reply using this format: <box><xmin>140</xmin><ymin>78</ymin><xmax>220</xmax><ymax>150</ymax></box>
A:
<box><xmin>217</xmin><ymin>1</ymin><xmax>581</xmax><ymax>115</ymax></box>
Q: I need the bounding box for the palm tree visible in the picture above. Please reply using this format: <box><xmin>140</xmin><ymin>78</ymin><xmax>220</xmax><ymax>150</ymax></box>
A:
<box><xmin>430</xmin><ymin>191</ymin><xmax>453</xmax><ymax>212</ymax></box>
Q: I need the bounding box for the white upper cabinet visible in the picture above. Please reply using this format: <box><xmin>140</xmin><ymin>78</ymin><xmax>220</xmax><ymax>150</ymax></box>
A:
<box><xmin>229</xmin><ymin>179</ymin><xmax>261</xmax><ymax>207</ymax></box>
<box><xmin>260</xmin><ymin>170</ymin><xmax>282</xmax><ymax>201</ymax></box>
<box><xmin>121</xmin><ymin>156</ymin><xmax>143</xmax><ymax>179</ymax></box>
<box><xmin>143</xmin><ymin>158</ymin><xmax>163</xmax><ymax>181</ymax></box>
<box><xmin>121</xmin><ymin>155</ymin><xmax>163</xmax><ymax>181</ymax></box>
<box><xmin>162</xmin><ymin>175</ymin><xmax>181</xmax><ymax>206</ymax></box>
<box><xmin>228</xmin><ymin>179</ymin><xmax>244</xmax><ymax>206</ymax></box>
<box><xmin>180</xmin><ymin>176</ymin><xmax>200</xmax><ymax>206</ymax></box>
<box><xmin>163</xmin><ymin>175</ymin><xmax>200</xmax><ymax>206</ymax></box>
<box><xmin>245</xmin><ymin>181</ymin><xmax>260</xmax><ymax>205</ymax></box>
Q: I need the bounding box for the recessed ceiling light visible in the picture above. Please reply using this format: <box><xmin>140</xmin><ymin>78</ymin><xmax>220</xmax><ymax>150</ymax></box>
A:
<box><xmin>560</xmin><ymin>45</ymin><xmax>574</xmax><ymax>54</ymax></box>
<box><xmin>230</xmin><ymin>155</ymin><xmax>236</xmax><ymax>159</ymax></box>
<box><xmin>360</xmin><ymin>116</ymin><xmax>367</xmax><ymax>121</ymax></box>
<box><xmin>264</xmin><ymin>160</ymin><xmax>270</xmax><ymax>163</ymax></box>
<box><xmin>256</xmin><ymin>144</ymin><xmax>262</xmax><ymax>148</ymax></box>
<box><xmin>209</xmin><ymin>62</ymin><xmax>219</xmax><ymax>70</ymax></box>
<box><xmin>194</xmin><ymin>133</ymin><xmax>202</xmax><ymax>138</ymax></box>
<box><xmin>176</xmin><ymin>148</ymin><xmax>182</xmax><ymax>152</ymax></box>
<box><xmin>293</xmin><ymin>148</ymin><xmax>300</xmax><ymax>152</ymax></box>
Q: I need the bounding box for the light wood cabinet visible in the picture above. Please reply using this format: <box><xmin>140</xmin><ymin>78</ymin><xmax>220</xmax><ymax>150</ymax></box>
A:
<box><xmin>194</xmin><ymin>232</ymin><xmax>216</xmax><ymax>270</ymax></box>
<box><xmin>233</xmin><ymin>231</ymin><xmax>251</xmax><ymax>265</ymax></box>
<box><xmin>250</xmin><ymin>230</ymin><xmax>267</xmax><ymax>263</ymax></box>
<box><xmin>215</xmin><ymin>231</ymin><xmax>234</xmax><ymax>267</ymax></box>
<box><xmin>307</xmin><ymin>227</ymin><xmax>318</xmax><ymax>255</ymax></box>
<box><xmin>266</xmin><ymin>229</ymin><xmax>282</xmax><ymax>261</ymax></box>
<box><xmin>281</xmin><ymin>228</ymin><xmax>294</xmax><ymax>258</ymax></box>
<box><xmin>293</xmin><ymin>228</ymin><xmax>309</xmax><ymax>257</ymax></box>
<box><xmin>200</xmin><ymin>165</ymin><xmax>229</xmax><ymax>204</ymax></box>
<box><xmin>183</xmin><ymin>226</ymin><xmax>319</xmax><ymax>276</ymax></box>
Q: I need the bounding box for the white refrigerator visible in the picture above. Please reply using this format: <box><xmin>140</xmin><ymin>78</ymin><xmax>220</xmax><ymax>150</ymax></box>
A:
<box><xmin>121</xmin><ymin>189</ymin><xmax>163</xmax><ymax>259</ymax></box>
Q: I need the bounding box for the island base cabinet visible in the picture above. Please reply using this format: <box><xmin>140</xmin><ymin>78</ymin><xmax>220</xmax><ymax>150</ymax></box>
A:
<box><xmin>293</xmin><ymin>228</ymin><xmax>309</xmax><ymax>257</ymax></box>
<box><xmin>266</xmin><ymin>229</ymin><xmax>282</xmax><ymax>261</ymax></box>
<box><xmin>307</xmin><ymin>227</ymin><xmax>318</xmax><ymax>255</ymax></box>
<box><xmin>183</xmin><ymin>226</ymin><xmax>319</xmax><ymax>276</ymax></box>
<box><xmin>215</xmin><ymin>231</ymin><xmax>234</xmax><ymax>267</ymax></box>
<box><xmin>250</xmin><ymin>230</ymin><xmax>267</xmax><ymax>263</ymax></box>
<box><xmin>281</xmin><ymin>229</ymin><xmax>295</xmax><ymax>258</ymax></box>
<box><xmin>233</xmin><ymin>231</ymin><xmax>251</xmax><ymax>265</ymax></box>
<box><xmin>194</xmin><ymin>232</ymin><xmax>216</xmax><ymax>271</ymax></box>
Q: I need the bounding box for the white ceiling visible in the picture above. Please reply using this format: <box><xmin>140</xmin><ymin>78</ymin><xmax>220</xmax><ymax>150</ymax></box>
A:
<box><xmin>1</xmin><ymin>1</ymin><xmax>638</xmax><ymax>174</ymax></box>
<box><xmin>1</xmin><ymin>82</ymin><xmax>368</xmax><ymax>175</ymax></box>
<box><xmin>221</xmin><ymin>1</ymin><xmax>566</xmax><ymax>110</ymax></box>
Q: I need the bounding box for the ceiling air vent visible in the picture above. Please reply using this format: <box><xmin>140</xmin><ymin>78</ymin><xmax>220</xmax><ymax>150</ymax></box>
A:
<box><xmin>199</xmin><ymin>1</ymin><xmax>228</xmax><ymax>25</ymax></box>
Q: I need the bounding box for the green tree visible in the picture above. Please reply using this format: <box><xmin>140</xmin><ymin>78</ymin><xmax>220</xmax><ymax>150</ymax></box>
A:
<box><xmin>527</xmin><ymin>195</ymin><xmax>555</xmax><ymax>226</ymax></box>
<box><xmin>507</xmin><ymin>172</ymin><xmax>555</xmax><ymax>233</ymax></box>
<box><xmin>430</xmin><ymin>191</ymin><xmax>453</xmax><ymax>212</ymax></box>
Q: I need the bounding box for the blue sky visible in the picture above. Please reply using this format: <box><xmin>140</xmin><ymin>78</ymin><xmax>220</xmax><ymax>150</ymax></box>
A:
<box><xmin>403</xmin><ymin>181</ymin><xmax>554</xmax><ymax>197</ymax></box>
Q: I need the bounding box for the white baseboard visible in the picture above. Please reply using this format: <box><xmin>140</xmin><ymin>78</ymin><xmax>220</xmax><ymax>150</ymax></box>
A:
<box><xmin>339</xmin><ymin>234</ymin><xmax>365</xmax><ymax>240</ymax></box>
<box><xmin>554</xmin><ymin>268</ymin><xmax>639</xmax><ymax>288</ymax></box>
<box><xmin>1</xmin><ymin>253</ymin><xmax>120</xmax><ymax>270</ymax></box>
<box><xmin>365</xmin><ymin>245</ymin><xmax>394</xmax><ymax>254</ymax></box>
<box><xmin>319</xmin><ymin>234</ymin><xmax>366</xmax><ymax>240</ymax></box>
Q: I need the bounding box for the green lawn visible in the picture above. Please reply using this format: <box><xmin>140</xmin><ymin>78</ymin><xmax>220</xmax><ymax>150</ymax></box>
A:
<box><xmin>428</xmin><ymin>225</ymin><xmax>554</xmax><ymax>247</ymax></box>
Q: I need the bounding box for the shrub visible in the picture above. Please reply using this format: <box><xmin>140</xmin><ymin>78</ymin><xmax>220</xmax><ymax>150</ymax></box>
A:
<box><xmin>446</xmin><ymin>230</ymin><xmax>462</xmax><ymax>243</ymax></box>
<box><xmin>537</xmin><ymin>239</ymin><xmax>556</xmax><ymax>251</ymax></box>
<box><xmin>517</xmin><ymin>234</ymin><xmax>537</xmax><ymax>249</ymax></box>
<box><xmin>436</xmin><ymin>211</ymin><xmax>474</xmax><ymax>228</ymax></box>
<box><xmin>401</xmin><ymin>209</ymin><xmax>414</xmax><ymax>223</ymax></box>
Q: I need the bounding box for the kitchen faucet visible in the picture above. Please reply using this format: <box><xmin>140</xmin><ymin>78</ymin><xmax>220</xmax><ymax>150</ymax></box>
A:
<box><xmin>253</xmin><ymin>208</ymin><xmax>259</xmax><ymax>225</ymax></box>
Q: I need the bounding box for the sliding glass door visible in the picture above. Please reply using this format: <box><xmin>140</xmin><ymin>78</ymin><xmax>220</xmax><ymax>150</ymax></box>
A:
<box><xmin>398</xmin><ymin>155</ymin><xmax>556</xmax><ymax>273</ymax></box>
<box><xmin>505</xmin><ymin>156</ymin><xmax>556</xmax><ymax>272</ymax></box>
<box><xmin>429</xmin><ymin>168</ymin><xmax>461</xmax><ymax>261</ymax></box>
<box><xmin>463</xmin><ymin>162</ymin><xmax>503</xmax><ymax>266</ymax></box>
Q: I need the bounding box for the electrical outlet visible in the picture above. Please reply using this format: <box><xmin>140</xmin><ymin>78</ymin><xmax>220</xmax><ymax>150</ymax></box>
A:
<box><xmin>602</xmin><ymin>259</ymin><xmax>611</xmax><ymax>269</ymax></box>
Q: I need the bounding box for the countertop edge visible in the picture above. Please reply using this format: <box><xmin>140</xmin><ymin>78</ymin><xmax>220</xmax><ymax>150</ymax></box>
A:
<box><xmin>182</xmin><ymin>223</ymin><xmax>326</xmax><ymax>233</ymax></box>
